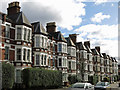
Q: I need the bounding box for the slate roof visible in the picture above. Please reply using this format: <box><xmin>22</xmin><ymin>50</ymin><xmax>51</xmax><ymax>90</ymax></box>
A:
<box><xmin>76</xmin><ymin>42</ymin><xmax>87</xmax><ymax>50</ymax></box>
<box><xmin>102</xmin><ymin>53</ymin><xmax>108</xmax><ymax>59</ymax></box>
<box><xmin>91</xmin><ymin>49</ymin><xmax>99</xmax><ymax>55</ymax></box>
<box><xmin>7</xmin><ymin>11</ymin><xmax>31</xmax><ymax>26</ymax></box>
<box><xmin>32</xmin><ymin>22</ymin><xmax>47</xmax><ymax>35</ymax></box>
<box><xmin>52</xmin><ymin>31</ymin><xmax>67</xmax><ymax>42</ymax></box>
<box><xmin>84</xmin><ymin>45</ymin><xmax>92</xmax><ymax>53</ymax></box>
<box><xmin>65</xmin><ymin>37</ymin><xmax>75</xmax><ymax>46</ymax></box>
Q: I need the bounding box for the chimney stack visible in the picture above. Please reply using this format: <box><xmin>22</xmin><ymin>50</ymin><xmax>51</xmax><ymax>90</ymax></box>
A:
<box><xmin>84</xmin><ymin>41</ymin><xmax>90</xmax><ymax>48</ymax></box>
<box><xmin>95</xmin><ymin>46</ymin><xmax>100</xmax><ymax>53</ymax></box>
<box><xmin>46</xmin><ymin>22</ymin><xmax>56</xmax><ymax>34</ymax></box>
<box><xmin>69</xmin><ymin>34</ymin><xmax>77</xmax><ymax>44</ymax></box>
<box><xmin>7</xmin><ymin>2</ymin><xmax>21</xmax><ymax>15</ymax></box>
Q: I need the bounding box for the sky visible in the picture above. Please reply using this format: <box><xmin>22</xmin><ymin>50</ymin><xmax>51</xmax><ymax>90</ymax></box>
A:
<box><xmin>0</xmin><ymin>0</ymin><xmax>120</xmax><ymax>64</ymax></box>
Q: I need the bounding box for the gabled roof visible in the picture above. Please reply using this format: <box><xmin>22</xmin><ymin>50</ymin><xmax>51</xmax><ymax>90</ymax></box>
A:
<box><xmin>102</xmin><ymin>53</ymin><xmax>108</xmax><ymax>59</ymax></box>
<box><xmin>52</xmin><ymin>31</ymin><xmax>67</xmax><ymax>42</ymax></box>
<box><xmin>76</xmin><ymin>42</ymin><xmax>87</xmax><ymax>50</ymax></box>
<box><xmin>65</xmin><ymin>37</ymin><xmax>75</xmax><ymax>47</ymax></box>
<box><xmin>7</xmin><ymin>11</ymin><xmax>31</xmax><ymax>26</ymax></box>
<box><xmin>32</xmin><ymin>22</ymin><xmax>47</xmax><ymax>35</ymax></box>
<box><xmin>84</xmin><ymin>45</ymin><xmax>92</xmax><ymax>53</ymax></box>
<box><xmin>91</xmin><ymin>49</ymin><xmax>99</xmax><ymax>55</ymax></box>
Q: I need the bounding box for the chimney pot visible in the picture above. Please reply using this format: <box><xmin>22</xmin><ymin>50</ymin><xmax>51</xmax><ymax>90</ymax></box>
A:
<box><xmin>7</xmin><ymin>2</ymin><xmax>20</xmax><ymax>15</ymax></box>
<box><xmin>69</xmin><ymin>34</ymin><xmax>77</xmax><ymax>44</ymax></box>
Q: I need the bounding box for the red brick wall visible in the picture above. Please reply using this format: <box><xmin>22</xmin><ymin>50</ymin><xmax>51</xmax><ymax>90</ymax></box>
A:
<box><xmin>9</xmin><ymin>50</ymin><xmax>15</xmax><ymax>61</ymax></box>
<box><xmin>2</xmin><ymin>49</ymin><xmax>5</xmax><ymax>60</ymax></box>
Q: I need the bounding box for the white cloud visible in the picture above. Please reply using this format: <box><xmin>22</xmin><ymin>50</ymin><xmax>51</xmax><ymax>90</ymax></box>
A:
<box><xmin>91</xmin><ymin>12</ymin><xmax>110</xmax><ymax>23</ymax></box>
<box><xmin>111</xmin><ymin>3</ymin><xmax>114</xmax><ymax>7</ymax></box>
<box><xmin>94</xmin><ymin>0</ymin><xmax>108</xmax><ymax>5</ymax></box>
<box><xmin>75</xmin><ymin>24</ymin><xmax>118</xmax><ymax>57</ymax></box>
<box><xmin>0</xmin><ymin>0</ymin><xmax>86</xmax><ymax>31</ymax></box>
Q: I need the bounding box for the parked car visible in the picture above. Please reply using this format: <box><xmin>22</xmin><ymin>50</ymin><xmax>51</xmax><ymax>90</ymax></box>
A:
<box><xmin>94</xmin><ymin>82</ymin><xmax>110</xmax><ymax>90</ymax></box>
<box><xmin>68</xmin><ymin>83</ymin><xmax>94</xmax><ymax>90</ymax></box>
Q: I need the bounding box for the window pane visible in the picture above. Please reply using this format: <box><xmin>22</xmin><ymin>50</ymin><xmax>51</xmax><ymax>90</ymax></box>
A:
<box><xmin>5</xmin><ymin>46</ymin><xmax>9</xmax><ymax>59</ymax></box>
<box><xmin>44</xmin><ymin>55</ymin><xmax>46</xmax><ymax>65</ymax></box>
<box><xmin>5</xmin><ymin>24</ymin><xmax>10</xmax><ymax>38</ymax></box>
<box><xmin>27</xmin><ymin>50</ymin><xmax>30</xmax><ymax>61</ymax></box>
<box><xmin>36</xmin><ymin>54</ymin><xmax>39</xmax><ymax>65</ymax></box>
<box><xmin>27</xmin><ymin>30</ymin><xmax>30</xmax><ymax>41</ymax></box>
<box><xmin>58</xmin><ymin>43</ymin><xmax>62</xmax><ymax>52</ymax></box>
<box><xmin>36</xmin><ymin>36</ymin><xmax>40</xmax><ymax>47</ymax></box>
<box><xmin>23</xmin><ymin>49</ymin><xmax>26</xmax><ymax>61</ymax></box>
<box><xmin>17</xmin><ymin>27</ymin><xmax>21</xmax><ymax>39</ymax></box>
<box><xmin>17</xmin><ymin>48</ymin><xmax>21</xmax><ymax>60</ymax></box>
<box><xmin>41</xmin><ymin>55</ymin><xmax>43</xmax><ymax>65</ymax></box>
<box><xmin>16</xmin><ymin>70</ymin><xmax>21</xmax><ymax>83</ymax></box>
<box><xmin>59</xmin><ymin>58</ymin><xmax>62</xmax><ymax>66</ymax></box>
<box><xmin>24</xmin><ymin>28</ymin><xmax>27</xmax><ymax>40</ymax></box>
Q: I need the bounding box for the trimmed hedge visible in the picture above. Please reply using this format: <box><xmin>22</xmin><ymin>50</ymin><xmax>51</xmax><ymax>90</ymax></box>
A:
<box><xmin>93</xmin><ymin>75</ymin><xmax>98</xmax><ymax>85</ymax></box>
<box><xmin>2</xmin><ymin>62</ymin><xmax>15</xmax><ymax>89</ymax></box>
<box><xmin>22</xmin><ymin>68</ymin><xmax>62</xmax><ymax>89</ymax></box>
<box><xmin>68</xmin><ymin>75</ymin><xmax>77</xmax><ymax>84</ymax></box>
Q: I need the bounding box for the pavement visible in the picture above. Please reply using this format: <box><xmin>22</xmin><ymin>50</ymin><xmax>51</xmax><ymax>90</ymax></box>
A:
<box><xmin>108</xmin><ymin>82</ymin><xmax>120</xmax><ymax>90</ymax></box>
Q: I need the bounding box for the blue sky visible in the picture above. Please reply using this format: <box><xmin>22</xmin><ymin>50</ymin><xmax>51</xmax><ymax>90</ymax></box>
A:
<box><xmin>60</xmin><ymin>2</ymin><xmax>118</xmax><ymax>37</ymax></box>
<box><xmin>0</xmin><ymin>0</ymin><xmax>119</xmax><ymax>63</ymax></box>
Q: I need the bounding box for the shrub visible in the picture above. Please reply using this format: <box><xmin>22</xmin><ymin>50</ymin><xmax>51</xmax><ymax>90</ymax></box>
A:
<box><xmin>2</xmin><ymin>62</ymin><xmax>15</xmax><ymax>89</ymax></box>
<box><xmin>93</xmin><ymin>75</ymin><xmax>98</xmax><ymax>85</ymax></box>
<box><xmin>68</xmin><ymin>75</ymin><xmax>77</xmax><ymax>84</ymax></box>
<box><xmin>22</xmin><ymin>68</ymin><xmax>62</xmax><ymax>89</ymax></box>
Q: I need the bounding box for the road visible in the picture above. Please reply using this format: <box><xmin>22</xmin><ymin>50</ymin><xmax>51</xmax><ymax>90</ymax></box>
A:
<box><xmin>44</xmin><ymin>82</ymin><xmax>120</xmax><ymax>90</ymax></box>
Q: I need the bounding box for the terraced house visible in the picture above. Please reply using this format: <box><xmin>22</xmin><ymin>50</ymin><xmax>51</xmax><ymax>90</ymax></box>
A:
<box><xmin>0</xmin><ymin>1</ymin><xmax>119</xmax><ymax>86</ymax></box>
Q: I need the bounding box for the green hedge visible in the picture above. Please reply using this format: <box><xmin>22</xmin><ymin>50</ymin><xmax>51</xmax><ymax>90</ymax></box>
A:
<box><xmin>22</xmin><ymin>68</ymin><xmax>62</xmax><ymax>88</ymax></box>
<box><xmin>93</xmin><ymin>75</ymin><xmax>98</xmax><ymax>85</ymax></box>
<box><xmin>68</xmin><ymin>75</ymin><xmax>77</xmax><ymax>84</ymax></box>
<box><xmin>2</xmin><ymin>62</ymin><xmax>15</xmax><ymax>89</ymax></box>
